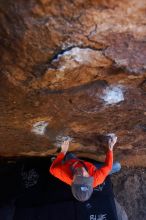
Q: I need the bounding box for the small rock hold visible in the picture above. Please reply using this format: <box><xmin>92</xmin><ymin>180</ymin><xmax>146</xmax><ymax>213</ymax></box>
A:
<box><xmin>101</xmin><ymin>85</ymin><xmax>124</xmax><ymax>105</ymax></box>
<box><xmin>31</xmin><ymin>121</ymin><xmax>48</xmax><ymax>135</ymax></box>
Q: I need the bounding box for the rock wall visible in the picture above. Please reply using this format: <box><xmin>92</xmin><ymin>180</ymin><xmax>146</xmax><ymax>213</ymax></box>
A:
<box><xmin>112</xmin><ymin>167</ymin><xmax>146</xmax><ymax>220</ymax></box>
<box><xmin>0</xmin><ymin>0</ymin><xmax>146</xmax><ymax>164</ymax></box>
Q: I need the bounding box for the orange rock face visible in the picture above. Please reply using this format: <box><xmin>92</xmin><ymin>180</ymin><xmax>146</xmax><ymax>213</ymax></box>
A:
<box><xmin>0</xmin><ymin>0</ymin><xmax>146</xmax><ymax>165</ymax></box>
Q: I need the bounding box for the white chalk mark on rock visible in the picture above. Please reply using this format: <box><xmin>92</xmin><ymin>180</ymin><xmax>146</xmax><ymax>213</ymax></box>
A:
<box><xmin>51</xmin><ymin>47</ymin><xmax>110</xmax><ymax>71</ymax></box>
<box><xmin>31</xmin><ymin>121</ymin><xmax>48</xmax><ymax>135</ymax></box>
<box><xmin>106</xmin><ymin>133</ymin><xmax>117</xmax><ymax>139</ymax></box>
<box><xmin>54</xmin><ymin>47</ymin><xmax>92</xmax><ymax>63</ymax></box>
<box><xmin>101</xmin><ymin>86</ymin><xmax>124</xmax><ymax>105</ymax></box>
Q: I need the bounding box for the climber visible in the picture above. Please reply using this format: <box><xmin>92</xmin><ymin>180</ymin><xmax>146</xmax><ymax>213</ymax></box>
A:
<box><xmin>50</xmin><ymin>134</ymin><xmax>121</xmax><ymax>202</ymax></box>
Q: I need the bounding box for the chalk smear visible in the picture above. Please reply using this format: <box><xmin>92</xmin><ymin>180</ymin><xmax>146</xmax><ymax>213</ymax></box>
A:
<box><xmin>31</xmin><ymin>121</ymin><xmax>48</xmax><ymax>135</ymax></box>
<box><xmin>51</xmin><ymin>47</ymin><xmax>108</xmax><ymax>71</ymax></box>
<box><xmin>101</xmin><ymin>86</ymin><xmax>124</xmax><ymax>104</ymax></box>
<box><xmin>53</xmin><ymin>47</ymin><xmax>92</xmax><ymax>63</ymax></box>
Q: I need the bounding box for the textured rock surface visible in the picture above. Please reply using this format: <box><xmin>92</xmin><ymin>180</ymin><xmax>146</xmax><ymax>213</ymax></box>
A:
<box><xmin>112</xmin><ymin>167</ymin><xmax>146</xmax><ymax>220</ymax></box>
<box><xmin>0</xmin><ymin>0</ymin><xmax>146</xmax><ymax>166</ymax></box>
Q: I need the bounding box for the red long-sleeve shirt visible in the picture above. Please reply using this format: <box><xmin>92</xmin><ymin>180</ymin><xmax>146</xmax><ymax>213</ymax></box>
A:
<box><xmin>50</xmin><ymin>150</ymin><xmax>113</xmax><ymax>188</ymax></box>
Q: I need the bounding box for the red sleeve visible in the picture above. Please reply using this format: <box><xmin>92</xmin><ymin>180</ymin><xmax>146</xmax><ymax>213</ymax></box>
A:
<box><xmin>93</xmin><ymin>150</ymin><xmax>113</xmax><ymax>187</ymax></box>
<box><xmin>49</xmin><ymin>152</ymin><xmax>65</xmax><ymax>176</ymax></box>
<box><xmin>49</xmin><ymin>152</ymin><xmax>72</xmax><ymax>185</ymax></box>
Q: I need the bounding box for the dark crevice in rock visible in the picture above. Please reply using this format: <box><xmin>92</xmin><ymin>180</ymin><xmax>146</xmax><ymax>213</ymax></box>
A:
<box><xmin>137</xmin><ymin>124</ymin><xmax>146</xmax><ymax>132</ymax></box>
<box><xmin>49</xmin><ymin>46</ymin><xmax>76</xmax><ymax>62</ymax></box>
<box><xmin>68</xmin><ymin>98</ymin><xmax>73</xmax><ymax>104</ymax></box>
<box><xmin>30</xmin><ymin>46</ymin><xmax>80</xmax><ymax>78</ymax></box>
<box><xmin>108</xmin><ymin>60</ymin><xmax>129</xmax><ymax>73</ymax></box>
<box><xmin>30</xmin><ymin>79</ymin><xmax>108</xmax><ymax>95</ymax></box>
<box><xmin>86</xmin><ymin>24</ymin><xmax>98</xmax><ymax>43</ymax></box>
<box><xmin>107</xmin><ymin>65</ymin><xmax>127</xmax><ymax>75</ymax></box>
<box><xmin>49</xmin><ymin>45</ymin><xmax>105</xmax><ymax>63</ymax></box>
<box><xmin>139</xmin><ymin>79</ymin><xmax>146</xmax><ymax>94</ymax></box>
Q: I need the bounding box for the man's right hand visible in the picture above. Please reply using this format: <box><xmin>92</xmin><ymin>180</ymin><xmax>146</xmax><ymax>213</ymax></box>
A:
<box><xmin>61</xmin><ymin>140</ymin><xmax>70</xmax><ymax>155</ymax></box>
<box><xmin>108</xmin><ymin>134</ymin><xmax>117</xmax><ymax>151</ymax></box>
